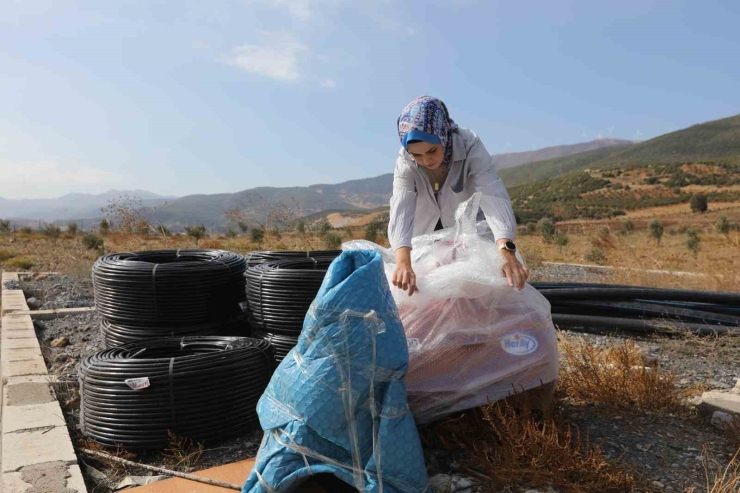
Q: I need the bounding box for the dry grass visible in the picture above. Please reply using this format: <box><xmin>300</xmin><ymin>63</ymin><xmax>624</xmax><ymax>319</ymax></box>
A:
<box><xmin>558</xmin><ymin>337</ymin><xmax>682</xmax><ymax>411</ymax></box>
<box><xmin>4</xmin><ymin>255</ymin><xmax>36</xmax><ymax>270</ymax></box>
<box><xmin>421</xmin><ymin>401</ymin><xmax>639</xmax><ymax>493</ymax></box>
<box><xmin>697</xmin><ymin>446</ymin><xmax>740</xmax><ymax>493</ymax></box>
<box><xmin>0</xmin><ymin>248</ymin><xmax>17</xmax><ymax>261</ymax></box>
<box><xmin>161</xmin><ymin>431</ymin><xmax>205</xmax><ymax>472</ymax></box>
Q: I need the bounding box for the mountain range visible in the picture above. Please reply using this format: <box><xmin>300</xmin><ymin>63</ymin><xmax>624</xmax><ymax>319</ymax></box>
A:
<box><xmin>2</xmin><ymin>112</ymin><xmax>738</xmax><ymax>229</ymax></box>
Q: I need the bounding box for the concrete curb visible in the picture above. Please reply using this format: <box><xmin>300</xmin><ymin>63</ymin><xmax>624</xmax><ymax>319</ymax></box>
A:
<box><xmin>1</xmin><ymin>271</ymin><xmax>88</xmax><ymax>492</ymax></box>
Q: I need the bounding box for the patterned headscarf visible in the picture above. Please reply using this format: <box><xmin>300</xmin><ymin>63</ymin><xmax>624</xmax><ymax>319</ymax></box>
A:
<box><xmin>397</xmin><ymin>96</ymin><xmax>458</xmax><ymax>169</ymax></box>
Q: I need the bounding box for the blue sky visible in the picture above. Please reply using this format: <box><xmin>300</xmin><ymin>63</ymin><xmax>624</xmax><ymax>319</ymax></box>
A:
<box><xmin>1</xmin><ymin>0</ymin><xmax>739</xmax><ymax>199</ymax></box>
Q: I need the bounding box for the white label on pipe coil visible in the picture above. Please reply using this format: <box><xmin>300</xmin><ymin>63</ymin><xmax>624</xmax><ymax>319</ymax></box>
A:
<box><xmin>125</xmin><ymin>377</ymin><xmax>151</xmax><ymax>390</ymax></box>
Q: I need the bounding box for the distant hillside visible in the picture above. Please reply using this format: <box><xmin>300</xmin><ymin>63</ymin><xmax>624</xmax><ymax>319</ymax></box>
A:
<box><xmin>501</xmin><ymin>113</ymin><xmax>740</xmax><ymax>188</ymax></box>
<box><xmin>0</xmin><ymin>190</ymin><xmax>174</xmax><ymax>222</ymax></box>
<box><xmin>493</xmin><ymin>138</ymin><xmax>633</xmax><ymax>170</ymax></box>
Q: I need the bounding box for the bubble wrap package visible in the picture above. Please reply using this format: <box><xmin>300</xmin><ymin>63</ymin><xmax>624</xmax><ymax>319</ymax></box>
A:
<box><xmin>344</xmin><ymin>193</ymin><xmax>559</xmax><ymax>423</ymax></box>
<box><xmin>243</xmin><ymin>250</ymin><xmax>430</xmax><ymax>493</ymax></box>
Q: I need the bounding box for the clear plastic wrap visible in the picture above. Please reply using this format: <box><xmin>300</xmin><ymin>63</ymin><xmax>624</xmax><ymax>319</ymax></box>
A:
<box><xmin>344</xmin><ymin>193</ymin><xmax>559</xmax><ymax>423</ymax></box>
<box><xmin>243</xmin><ymin>250</ymin><xmax>430</xmax><ymax>493</ymax></box>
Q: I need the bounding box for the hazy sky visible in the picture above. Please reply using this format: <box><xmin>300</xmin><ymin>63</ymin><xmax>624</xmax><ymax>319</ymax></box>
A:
<box><xmin>1</xmin><ymin>0</ymin><xmax>739</xmax><ymax>199</ymax></box>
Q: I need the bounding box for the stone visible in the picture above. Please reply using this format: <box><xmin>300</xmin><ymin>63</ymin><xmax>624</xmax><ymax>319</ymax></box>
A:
<box><xmin>26</xmin><ymin>297</ymin><xmax>43</xmax><ymax>310</ymax></box>
<box><xmin>698</xmin><ymin>390</ymin><xmax>740</xmax><ymax>416</ymax></box>
<box><xmin>53</xmin><ymin>352</ymin><xmax>72</xmax><ymax>364</ymax></box>
<box><xmin>711</xmin><ymin>410</ymin><xmax>736</xmax><ymax>430</ymax></box>
<box><xmin>51</xmin><ymin>336</ymin><xmax>70</xmax><ymax>348</ymax></box>
<box><xmin>731</xmin><ymin>378</ymin><xmax>740</xmax><ymax>395</ymax></box>
<box><xmin>35</xmin><ymin>273</ymin><xmax>49</xmax><ymax>281</ymax></box>
<box><xmin>652</xmin><ymin>481</ymin><xmax>665</xmax><ymax>489</ymax></box>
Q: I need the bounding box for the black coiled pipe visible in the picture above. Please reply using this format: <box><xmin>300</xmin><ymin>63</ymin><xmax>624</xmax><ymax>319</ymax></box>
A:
<box><xmin>251</xmin><ymin>329</ymin><xmax>299</xmax><ymax>363</ymax></box>
<box><xmin>245</xmin><ymin>257</ymin><xmax>334</xmax><ymax>336</ymax></box>
<box><xmin>92</xmin><ymin>250</ymin><xmax>247</xmax><ymax>326</ymax></box>
<box><xmin>246</xmin><ymin>250</ymin><xmax>341</xmax><ymax>268</ymax></box>
<box><xmin>101</xmin><ymin>315</ymin><xmax>251</xmax><ymax>348</ymax></box>
<box><xmin>79</xmin><ymin>336</ymin><xmax>273</xmax><ymax>449</ymax></box>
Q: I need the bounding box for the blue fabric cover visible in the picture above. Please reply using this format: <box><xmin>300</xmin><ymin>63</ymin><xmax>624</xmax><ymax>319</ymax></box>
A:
<box><xmin>242</xmin><ymin>250</ymin><xmax>430</xmax><ymax>493</ymax></box>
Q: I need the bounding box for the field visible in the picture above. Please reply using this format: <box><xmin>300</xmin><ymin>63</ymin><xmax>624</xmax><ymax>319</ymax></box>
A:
<box><xmin>3</xmin><ymin>209</ymin><xmax>740</xmax><ymax>492</ymax></box>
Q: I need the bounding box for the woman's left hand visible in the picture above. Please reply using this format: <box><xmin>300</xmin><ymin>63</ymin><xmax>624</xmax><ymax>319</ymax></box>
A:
<box><xmin>501</xmin><ymin>250</ymin><xmax>529</xmax><ymax>291</ymax></box>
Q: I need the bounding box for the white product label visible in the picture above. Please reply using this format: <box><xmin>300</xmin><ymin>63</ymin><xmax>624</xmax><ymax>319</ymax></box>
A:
<box><xmin>406</xmin><ymin>338</ymin><xmax>421</xmax><ymax>354</ymax></box>
<box><xmin>501</xmin><ymin>333</ymin><xmax>538</xmax><ymax>356</ymax></box>
<box><xmin>125</xmin><ymin>377</ymin><xmax>151</xmax><ymax>390</ymax></box>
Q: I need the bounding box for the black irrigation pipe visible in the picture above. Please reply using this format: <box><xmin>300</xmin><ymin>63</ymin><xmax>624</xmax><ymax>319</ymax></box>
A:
<box><xmin>101</xmin><ymin>314</ymin><xmax>251</xmax><ymax>348</ymax></box>
<box><xmin>92</xmin><ymin>250</ymin><xmax>247</xmax><ymax>326</ymax></box>
<box><xmin>251</xmin><ymin>329</ymin><xmax>299</xmax><ymax>363</ymax></box>
<box><xmin>531</xmin><ymin>282</ymin><xmax>740</xmax><ymax>336</ymax></box>
<box><xmin>79</xmin><ymin>336</ymin><xmax>274</xmax><ymax>449</ymax></box>
<box><xmin>246</xmin><ymin>250</ymin><xmax>341</xmax><ymax>268</ymax></box>
<box><xmin>245</xmin><ymin>257</ymin><xmax>335</xmax><ymax>336</ymax></box>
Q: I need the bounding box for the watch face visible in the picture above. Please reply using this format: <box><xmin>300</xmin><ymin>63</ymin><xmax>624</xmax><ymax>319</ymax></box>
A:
<box><xmin>505</xmin><ymin>241</ymin><xmax>517</xmax><ymax>251</ymax></box>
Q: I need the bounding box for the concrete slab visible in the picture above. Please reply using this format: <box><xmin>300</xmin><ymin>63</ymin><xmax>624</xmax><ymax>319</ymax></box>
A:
<box><xmin>2</xmin><ymin>348</ymin><xmax>43</xmax><ymax>362</ymax></box>
<box><xmin>1</xmin><ymin>359</ymin><xmax>48</xmax><ymax>378</ymax></box>
<box><xmin>1</xmin><ymin>291</ymin><xmax>28</xmax><ymax>316</ymax></box>
<box><xmin>2</xmin><ymin>427</ymin><xmax>77</xmax><ymax>472</ymax></box>
<box><xmin>3</xmin><ymin>401</ymin><xmax>65</xmax><ymax>432</ymax></box>
<box><xmin>17</xmin><ymin>461</ymin><xmax>79</xmax><ymax>493</ymax></box>
<box><xmin>2</xmin><ymin>339</ymin><xmax>40</xmax><ymax>350</ymax></box>
<box><xmin>66</xmin><ymin>464</ymin><xmax>86</xmax><ymax>492</ymax></box>
<box><xmin>2</xmin><ymin>314</ymin><xmax>35</xmax><ymax>329</ymax></box>
<box><xmin>1</xmin><ymin>272</ymin><xmax>20</xmax><ymax>284</ymax></box>
<box><xmin>698</xmin><ymin>390</ymin><xmax>740</xmax><ymax>416</ymax></box>
<box><xmin>4</xmin><ymin>382</ymin><xmax>54</xmax><ymax>406</ymax></box>
<box><xmin>4</xmin><ymin>375</ymin><xmax>56</xmax><ymax>386</ymax></box>
<box><xmin>2</xmin><ymin>470</ymin><xmax>34</xmax><ymax>492</ymax></box>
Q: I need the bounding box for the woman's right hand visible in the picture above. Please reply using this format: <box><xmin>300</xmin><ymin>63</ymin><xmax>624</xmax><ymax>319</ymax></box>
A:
<box><xmin>392</xmin><ymin>247</ymin><xmax>418</xmax><ymax>296</ymax></box>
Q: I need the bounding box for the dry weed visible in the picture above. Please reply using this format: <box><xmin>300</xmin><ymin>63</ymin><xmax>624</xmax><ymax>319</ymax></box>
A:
<box><xmin>161</xmin><ymin>431</ymin><xmax>205</xmax><ymax>472</ymax></box>
<box><xmin>79</xmin><ymin>439</ymin><xmax>138</xmax><ymax>479</ymax></box>
<box><xmin>558</xmin><ymin>337</ymin><xmax>681</xmax><ymax>411</ymax></box>
<box><xmin>0</xmin><ymin>248</ymin><xmax>17</xmax><ymax>261</ymax></box>
<box><xmin>421</xmin><ymin>402</ymin><xmax>639</xmax><ymax>493</ymax></box>
<box><xmin>699</xmin><ymin>446</ymin><xmax>740</xmax><ymax>493</ymax></box>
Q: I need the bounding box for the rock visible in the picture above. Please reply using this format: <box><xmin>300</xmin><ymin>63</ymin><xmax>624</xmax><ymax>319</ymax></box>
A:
<box><xmin>731</xmin><ymin>379</ymin><xmax>740</xmax><ymax>395</ymax></box>
<box><xmin>710</xmin><ymin>411</ymin><xmax>736</xmax><ymax>430</ymax></box>
<box><xmin>709</xmin><ymin>379</ymin><xmax>732</xmax><ymax>390</ymax></box>
<box><xmin>651</xmin><ymin>481</ymin><xmax>665</xmax><ymax>489</ymax></box>
<box><xmin>51</xmin><ymin>336</ymin><xmax>71</xmax><ymax>348</ymax></box>
<box><xmin>26</xmin><ymin>297</ymin><xmax>43</xmax><ymax>310</ymax></box>
<box><xmin>81</xmin><ymin>325</ymin><xmax>91</xmax><ymax>332</ymax></box>
<box><xmin>698</xmin><ymin>390</ymin><xmax>740</xmax><ymax>416</ymax></box>
<box><xmin>53</xmin><ymin>353</ymin><xmax>72</xmax><ymax>364</ymax></box>
<box><xmin>428</xmin><ymin>474</ymin><xmax>476</xmax><ymax>493</ymax></box>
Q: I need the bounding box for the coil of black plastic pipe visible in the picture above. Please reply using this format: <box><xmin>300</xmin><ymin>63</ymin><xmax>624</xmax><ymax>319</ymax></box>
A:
<box><xmin>246</xmin><ymin>250</ymin><xmax>341</xmax><ymax>268</ymax></box>
<box><xmin>92</xmin><ymin>250</ymin><xmax>247</xmax><ymax>326</ymax></box>
<box><xmin>245</xmin><ymin>257</ymin><xmax>335</xmax><ymax>336</ymax></box>
<box><xmin>79</xmin><ymin>336</ymin><xmax>273</xmax><ymax>449</ymax></box>
<box><xmin>251</xmin><ymin>329</ymin><xmax>299</xmax><ymax>363</ymax></box>
<box><xmin>101</xmin><ymin>314</ymin><xmax>250</xmax><ymax>348</ymax></box>
<box><xmin>530</xmin><ymin>282</ymin><xmax>740</xmax><ymax>336</ymax></box>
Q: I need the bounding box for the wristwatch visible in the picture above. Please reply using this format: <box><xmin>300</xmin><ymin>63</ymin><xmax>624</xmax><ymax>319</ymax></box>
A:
<box><xmin>498</xmin><ymin>241</ymin><xmax>517</xmax><ymax>253</ymax></box>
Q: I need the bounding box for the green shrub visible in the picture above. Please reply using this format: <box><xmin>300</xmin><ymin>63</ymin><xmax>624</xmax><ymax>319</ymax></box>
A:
<box><xmin>686</xmin><ymin>230</ymin><xmax>701</xmax><ymax>257</ymax></box>
<box><xmin>20</xmin><ymin>226</ymin><xmax>33</xmax><ymax>234</ymax></box>
<box><xmin>6</xmin><ymin>256</ymin><xmax>35</xmax><ymax>270</ymax></box>
<box><xmin>690</xmin><ymin>194</ymin><xmax>708</xmax><ymax>213</ymax></box>
<box><xmin>0</xmin><ymin>219</ymin><xmax>11</xmax><ymax>234</ymax></box>
<box><xmin>99</xmin><ymin>218</ymin><xmax>110</xmax><ymax>234</ymax></box>
<box><xmin>553</xmin><ymin>231</ymin><xmax>569</xmax><ymax>253</ymax></box>
<box><xmin>0</xmin><ymin>249</ymin><xmax>18</xmax><ymax>261</ymax></box>
<box><xmin>584</xmin><ymin>248</ymin><xmax>607</xmax><ymax>265</ymax></box>
<box><xmin>644</xmin><ymin>176</ymin><xmax>660</xmax><ymax>185</ymax></box>
<box><xmin>324</xmin><ymin>233</ymin><xmax>342</xmax><ymax>250</ymax></box>
<box><xmin>82</xmin><ymin>232</ymin><xmax>104</xmax><ymax>251</ymax></box>
<box><xmin>67</xmin><ymin>222</ymin><xmax>79</xmax><ymax>235</ymax></box>
<box><xmin>649</xmin><ymin>220</ymin><xmax>664</xmax><ymax>245</ymax></box>
<box><xmin>716</xmin><ymin>216</ymin><xmax>731</xmax><ymax>236</ymax></box>
<box><xmin>250</xmin><ymin>227</ymin><xmax>265</xmax><ymax>247</ymax></box>
<box><xmin>184</xmin><ymin>224</ymin><xmax>207</xmax><ymax>246</ymax></box>
<box><xmin>622</xmin><ymin>219</ymin><xmax>634</xmax><ymax>235</ymax></box>
<box><xmin>39</xmin><ymin>223</ymin><xmax>61</xmax><ymax>240</ymax></box>
<box><xmin>225</xmin><ymin>229</ymin><xmax>238</xmax><ymax>239</ymax></box>
<box><xmin>537</xmin><ymin>218</ymin><xmax>556</xmax><ymax>243</ymax></box>
<box><xmin>526</xmin><ymin>222</ymin><xmax>537</xmax><ymax>235</ymax></box>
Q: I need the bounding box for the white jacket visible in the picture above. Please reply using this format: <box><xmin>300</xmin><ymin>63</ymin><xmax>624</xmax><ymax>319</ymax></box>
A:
<box><xmin>388</xmin><ymin>127</ymin><xmax>517</xmax><ymax>251</ymax></box>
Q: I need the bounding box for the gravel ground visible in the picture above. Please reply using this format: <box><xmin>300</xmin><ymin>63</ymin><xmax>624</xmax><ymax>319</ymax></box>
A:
<box><xmin>16</xmin><ymin>269</ymin><xmax>740</xmax><ymax>492</ymax></box>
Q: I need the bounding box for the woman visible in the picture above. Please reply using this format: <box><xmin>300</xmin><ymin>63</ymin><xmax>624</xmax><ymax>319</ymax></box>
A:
<box><xmin>389</xmin><ymin>96</ymin><xmax>528</xmax><ymax>295</ymax></box>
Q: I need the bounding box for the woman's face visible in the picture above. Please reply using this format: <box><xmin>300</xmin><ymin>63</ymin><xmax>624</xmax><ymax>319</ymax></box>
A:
<box><xmin>407</xmin><ymin>141</ymin><xmax>444</xmax><ymax>170</ymax></box>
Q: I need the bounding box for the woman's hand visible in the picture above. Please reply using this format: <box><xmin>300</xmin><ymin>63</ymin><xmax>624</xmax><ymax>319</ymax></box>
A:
<box><xmin>500</xmin><ymin>250</ymin><xmax>529</xmax><ymax>291</ymax></box>
<box><xmin>392</xmin><ymin>247</ymin><xmax>418</xmax><ymax>296</ymax></box>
